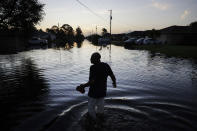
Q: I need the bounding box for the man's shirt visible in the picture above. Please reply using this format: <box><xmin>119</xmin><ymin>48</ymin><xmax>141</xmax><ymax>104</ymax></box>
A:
<box><xmin>88</xmin><ymin>62</ymin><xmax>113</xmax><ymax>98</ymax></box>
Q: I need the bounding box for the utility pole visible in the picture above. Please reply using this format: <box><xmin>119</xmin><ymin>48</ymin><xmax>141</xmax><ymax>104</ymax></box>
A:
<box><xmin>96</xmin><ymin>26</ymin><xmax>97</xmax><ymax>35</ymax></box>
<box><xmin>109</xmin><ymin>10</ymin><xmax>112</xmax><ymax>35</ymax></box>
<box><xmin>91</xmin><ymin>29</ymin><xmax>93</xmax><ymax>42</ymax></box>
<box><xmin>109</xmin><ymin>10</ymin><xmax>112</xmax><ymax>53</ymax></box>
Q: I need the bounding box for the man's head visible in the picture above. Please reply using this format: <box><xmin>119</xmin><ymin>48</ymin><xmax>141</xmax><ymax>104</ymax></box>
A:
<box><xmin>91</xmin><ymin>52</ymin><xmax>101</xmax><ymax>64</ymax></box>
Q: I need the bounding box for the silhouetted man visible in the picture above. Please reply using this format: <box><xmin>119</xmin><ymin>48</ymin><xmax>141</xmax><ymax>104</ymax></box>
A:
<box><xmin>76</xmin><ymin>52</ymin><xmax>116</xmax><ymax>120</ymax></box>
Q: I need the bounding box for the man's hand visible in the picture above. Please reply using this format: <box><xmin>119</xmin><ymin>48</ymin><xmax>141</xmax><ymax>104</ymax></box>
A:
<box><xmin>76</xmin><ymin>84</ymin><xmax>85</xmax><ymax>94</ymax></box>
<box><xmin>112</xmin><ymin>82</ymin><xmax>116</xmax><ymax>88</ymax></box>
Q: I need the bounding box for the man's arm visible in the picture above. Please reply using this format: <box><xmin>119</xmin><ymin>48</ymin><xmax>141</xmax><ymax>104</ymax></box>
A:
<box><xmin>76</xmin><ymin>80</ymin><xmax>94</xmax><ymax>94</ymax></box>
<box><xmin>106</xmin><ymin>64</ymin><xmax>116</xmax><ymax>88</ymax></box>
<box><xmin>80</xmin><ymin>79</ymin><xmax>94</xmax><ymax>89</ymax></box>
<box><xmin>110</xmin><ymin>73</ymin><xmax>116</xmax><ymax>88</ymax></box>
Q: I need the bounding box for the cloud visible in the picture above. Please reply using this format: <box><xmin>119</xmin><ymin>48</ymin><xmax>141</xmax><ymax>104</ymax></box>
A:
<box><xmin>181</xmin><ymin>10</ymin><xmax>190</xmax><ymax>20</ymax></box>
<box><xmin>151</xmin><ymin>1</ymin><xmax>170</xmax><ymax>10</ymax></box>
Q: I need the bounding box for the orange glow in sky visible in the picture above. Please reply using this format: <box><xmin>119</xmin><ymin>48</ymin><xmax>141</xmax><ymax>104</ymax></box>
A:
<box><xmin>36</xmin><ymin>0</ymin><xmax>197</xmax><ymax>35</ymax></box>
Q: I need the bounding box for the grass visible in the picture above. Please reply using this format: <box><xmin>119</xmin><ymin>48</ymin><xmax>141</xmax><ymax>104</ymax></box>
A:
<box><xmin>131</xmin><ymin>45</ymin><xmax>197</xmax><ymax>59</ymax></box>
<box><xmin>111</xmin><ymin>41</ymin><xmax>197</xmax><ymax>59</ymax></box>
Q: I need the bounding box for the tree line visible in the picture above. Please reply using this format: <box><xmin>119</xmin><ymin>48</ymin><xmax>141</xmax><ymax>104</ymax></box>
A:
<box><xmin>46</xmin><ymin>24</ymin><xmax>84</xmax><ymax>47</ymax></box>
<box><xmin>0</xmin><ymin>0</ymin><xmax>85</xmax><ymax>52</ymax></box>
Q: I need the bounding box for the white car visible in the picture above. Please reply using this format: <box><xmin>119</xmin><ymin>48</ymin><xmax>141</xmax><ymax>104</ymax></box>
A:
<box><xmin>143</xmin><ymin>38</ymin><xmax>154</xmax><ymax>45</ymax></box>
<box><xmin>28</xmin><ymin>37</ymin><xmax>48</xmax><ymax>45</ymax></box>
<box><xmin>135</xmin><ymin>38</ymin><xmax>144</xmax><ymax>45</ymax></box>
<box><xmin>143</xmin><ymin>38</ymin><xmax>162</xmax><ymax>45</ymax></box>
<box><xmin>124</xmin><ymin>38</ymin><xmax>137</xmax><ymax>44</ymax></box>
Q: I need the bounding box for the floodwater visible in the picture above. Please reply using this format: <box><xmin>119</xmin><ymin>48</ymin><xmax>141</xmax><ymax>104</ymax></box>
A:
<box><xmin>0</xmin><ymin>40</ymin><xmax>197</xmax><ymax>131</ymax></box>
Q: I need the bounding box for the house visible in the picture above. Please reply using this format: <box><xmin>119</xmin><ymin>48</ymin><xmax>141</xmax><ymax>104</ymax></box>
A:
<box><xmin>127</xmin><ymin>31</ymin><xmax>145</xmax><ymax>38</ymax></box>
<box><xmin>157</xmin><ymin>25</ymin><xmax>197</xmax><ymax>45</ymax></box>
<box><xmin>111</xmin><ymin>33</ymin><xmax>126</xmax><ymax>41</ymax></box>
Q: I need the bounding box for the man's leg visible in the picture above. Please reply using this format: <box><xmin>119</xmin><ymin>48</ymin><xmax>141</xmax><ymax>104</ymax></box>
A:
<box><xmin>88</xmin><ymin>97</ymin><xmax>97</xmax><ymax>120</ymax></box>
<box><xmin>96</xmin><ymin>97</ymin><xmax>104</xmax><ymax>114</ymax></box>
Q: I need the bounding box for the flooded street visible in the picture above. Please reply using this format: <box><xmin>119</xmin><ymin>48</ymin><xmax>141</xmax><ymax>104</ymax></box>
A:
<box><xmin>0</xmin><ymin>40</ymin><xmax>197</xmax><ymax>131</ymax></box>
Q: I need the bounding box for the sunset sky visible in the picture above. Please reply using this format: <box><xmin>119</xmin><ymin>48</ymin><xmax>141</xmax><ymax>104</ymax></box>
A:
<box><xmin>36</xmin><ymin>0</ymin><xmax>197</xmax><ymax>35</ymax></box>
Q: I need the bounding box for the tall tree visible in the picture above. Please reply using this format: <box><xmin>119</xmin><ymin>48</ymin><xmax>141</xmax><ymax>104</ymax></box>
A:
<box><xmin>61</xmin><ymin>24</ymin><xmax>74</xmax><ymax>43</ymax></box>
<box><xmin>0</xmin><ymin>0</ymin><xmax>45</xmax><ymax>30</ymax></box>
<box><xmin>75</xmin><ymin>26</ymin><xmax>84</xmax><ymax>42</ymax></box>
<box><xmin>61</xmin><ymin>24</ymin><xmax>74</xmax><ymax>36</ymax></box>
<box><xmin>51</xmin><ymin>25</ymin><xmax>59</xmax><ymax>34</ymax></box>
<box><xmin>48</xmin><ymin>24</ymin><xmax>75</xmax><ymax>46</ymax></box>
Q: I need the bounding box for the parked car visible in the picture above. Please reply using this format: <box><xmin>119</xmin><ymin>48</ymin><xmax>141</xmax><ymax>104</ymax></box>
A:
<box><xmin>135</xmin><ymin>38</ymin><xmax>144</xmax><ymax>45</ymax></box>
<box><xmin>28</xmin><ymin>37</ymin><xmax>48</xmax><ymax>45</ymax></box>
<box><xmin>124</xmin><ymin>38</ymin><xmax>137</xmax><ymax>44</ymax></box>
<box><xmin>122</xmin><ymin>36</ymin><xmax>129</xmax><ymax>41</ymax></box>
<box><xmin>143</xmin><ymin>38</ymin><xmax>155</xmax><ymax>45</ymax></box>
<box><xmin>143</xmin><ymin>38</ymin><xmax>163</xmax><ymax>45</ymax></box>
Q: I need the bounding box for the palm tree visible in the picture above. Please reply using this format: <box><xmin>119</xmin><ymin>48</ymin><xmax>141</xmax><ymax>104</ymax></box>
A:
<box><xmin>102</xmin><ymin>28</ymin><xmax>107</xmax><ymax>36</ymax></box>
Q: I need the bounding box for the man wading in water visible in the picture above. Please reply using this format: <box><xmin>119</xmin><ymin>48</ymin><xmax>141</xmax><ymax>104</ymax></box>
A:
<box><xmin>76</xmin><ymin>52</ymin><xmax>116</xmax><ymax>121</ymax></box>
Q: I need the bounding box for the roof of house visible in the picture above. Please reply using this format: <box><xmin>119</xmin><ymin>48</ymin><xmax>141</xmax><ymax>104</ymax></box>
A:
<box><xmin>160</xmin><ymin>25</ymin><xmax>190</xmax><ymax>34</ymax></box>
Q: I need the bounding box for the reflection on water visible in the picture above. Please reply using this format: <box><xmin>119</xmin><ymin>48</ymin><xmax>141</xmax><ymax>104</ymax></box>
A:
<box><xmin>0</xmin><ymin>58</ymin><xmax>49</xmax><ymax>130</ymax></box>
<box><xmin>0</xmin><ymin>40</ymin><xmax>197</xmax><ymax>131</ymax></box>
<box><xmin>76</xmin><ymin>41</ymin><xmax>83</xmax><ymax>48</ymax></box>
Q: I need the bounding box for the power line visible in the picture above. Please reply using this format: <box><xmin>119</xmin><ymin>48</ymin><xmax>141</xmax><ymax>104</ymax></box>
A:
<box><xmin>76</xmin><ymin>0</ymin><xmax>138</xmax><ymax>34</ymax></box>
<box><xmin>75</xmin><ymin>0</ymin><xmax>106</xmax><ymax>21</ymax></box>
